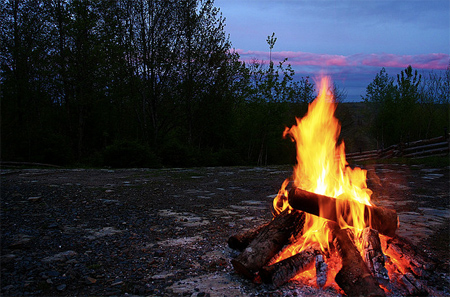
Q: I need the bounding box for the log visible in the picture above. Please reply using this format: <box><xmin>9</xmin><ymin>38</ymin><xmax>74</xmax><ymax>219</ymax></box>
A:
<box><xmin>288</xmin><ymin>187</ymin><xmax>398</xmax><ymax>237</ymax></box>
<box><xmin>400</xmin><ymin>272</ymin><xmax>428</xmax><ymax>296</ymax></box>
<box><xmin>382</xmin><ymin>235</ymin><xmax>435</xmax><ymax>277</ymax></box>
<box><xmin>359</xmin><ymin>228</ymin><xmax>390</xmax><ymax>286</ymax></box>
<box><xmin>329</xmin><ymin>223</ymin><xmax>386</xmax><ymax>297</ymax></box>
<box><xmin>259</xmin><ymin>244</ymin><xmax>320</xmax><ymax>287</ymax></box>
<box><xmin>228</xmin><ymin>222</ymin><xmax>269</xmax><ymax>251</ymax></box>
<box><xmin>231</xmin><ymin>209</ymin><xmax>305</xmax><ymax>279</ymax></box>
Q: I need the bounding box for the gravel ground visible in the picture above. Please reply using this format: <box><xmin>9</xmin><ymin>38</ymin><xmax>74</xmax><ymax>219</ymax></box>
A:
<box><xmin>1</xmin><ymin>164</ymin><xmax>449</xmax><ymax>296</ymax></box>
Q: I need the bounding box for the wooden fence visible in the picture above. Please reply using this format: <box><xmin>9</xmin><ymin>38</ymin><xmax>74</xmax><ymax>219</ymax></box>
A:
<box><xmin>346</xmin><ymin>135</ymin><xmax>450</xmax><ymax>163</ymax></box>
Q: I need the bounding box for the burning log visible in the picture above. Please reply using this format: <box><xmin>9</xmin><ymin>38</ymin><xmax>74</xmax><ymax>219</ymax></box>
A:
<box><xmin>231</xmin><ymin>209</ymin><xmax>305</xmax><ymax>279</ymax></box>
<box><xmin>288</xmin><ymin>187</ymin><xmax>398</xmax><ymax>237</ymax></box>
<box><xmin>259</xmin><ymin>244</ymin><xmax>321</xmax><ymax>287</ymax></box>
<box><xmin>382</xmin><ymin>236</ymin><xmax>433</xmax><ymax>296</ymax></box>
<box><xmin>382</xmin><ymin>235</ymin><xmax>435</xmax><ymax>278</ymax></box>
<box><xmin>359</xmin><ymin>228</ymin><xmax>390</xmax><ymax>286</ymax></box>
<box><xmin>329</xmin><ymin>222</ymin><xmax>386</xmax><ymax>297</ymax></box>
<box><xmin>228</xmin><ymin>223</ymin><xmax>269</xmax><ymax>251</ymax></box>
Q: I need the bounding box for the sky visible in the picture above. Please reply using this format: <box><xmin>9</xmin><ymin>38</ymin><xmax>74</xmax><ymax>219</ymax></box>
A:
<box><xmin>214</xmin><ymin>0</ymin><xmax>450</xmax><ymax>101</ymax></box>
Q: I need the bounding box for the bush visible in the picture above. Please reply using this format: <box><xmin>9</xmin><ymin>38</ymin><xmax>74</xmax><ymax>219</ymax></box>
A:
<box><xmin>102</xmin><ymin>141</ymin><xmax>160</xmax><ymax>168</ymax></box>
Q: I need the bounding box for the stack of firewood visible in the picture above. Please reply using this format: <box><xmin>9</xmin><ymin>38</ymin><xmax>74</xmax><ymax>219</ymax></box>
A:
<box><xmin>228</xmin><ymin>188</ymin><xmax>435</xmax><ymax>296</ymax></box>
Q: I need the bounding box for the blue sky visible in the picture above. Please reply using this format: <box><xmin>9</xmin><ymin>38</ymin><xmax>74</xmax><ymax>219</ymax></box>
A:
<box><xmin>214</xmin><ymin>0</ymin><xmax>450</xmax><ymax>101</ymax></box>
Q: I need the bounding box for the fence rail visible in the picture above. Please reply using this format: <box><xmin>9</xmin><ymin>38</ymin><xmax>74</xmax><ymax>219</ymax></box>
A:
<box><xmin>346</xmin><ymin>135</ymin><xmax>450</xmax><ymax>162</ymax></box>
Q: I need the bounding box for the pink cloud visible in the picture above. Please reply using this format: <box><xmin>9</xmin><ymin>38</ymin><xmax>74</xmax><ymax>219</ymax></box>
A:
<box><xmin>234</xmin><ymin>49</ymin><xmax>449</xmax><ymax>70</ymax></box>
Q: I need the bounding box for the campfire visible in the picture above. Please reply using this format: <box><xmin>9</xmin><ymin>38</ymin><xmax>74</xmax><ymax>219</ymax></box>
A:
<box><xmin>228</xmin><ymin>77</ymin><xmax>435</xmax><ymax>296</ymax></box>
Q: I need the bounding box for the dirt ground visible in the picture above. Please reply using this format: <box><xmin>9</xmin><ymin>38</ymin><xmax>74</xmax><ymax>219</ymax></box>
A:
<box><xmin>1</xmin><ymin>163</ymin><xmax>449</xmax><ymax>296</ymax></box>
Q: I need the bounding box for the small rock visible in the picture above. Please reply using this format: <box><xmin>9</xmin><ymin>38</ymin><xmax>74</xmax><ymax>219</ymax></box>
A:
<box><xmin>85</xmin><ymin>276</ymin><xmax>97</xmax><ymax>284</ymax></box>
<box><xmin>111</xmin><ymin>280</ymin><xmax>123</xmax><ymax>286</ymax></box>
<box><xmin>56</xmin><ymin>284</ymin><xmax>66</xmax><ymax>291</ymax></box>
<box><xmin>28</xmin><ymin>196</ymin><xmax>42</xmax><ymax>202</ymax></box>
<box><xmin>47</xmin><ymin>223</ymin><xmax>59</xmax><ymax>229</ymax></box>
<box><xmin>1</xmin><ymin>254</ymin><xmax>17</xmax><ymax>264</ymax></box>
<box><xmin>154</xmin><ymin>250</ymin><xmax>165</xmax><ymax>257</ymax></box>
<box><xmin>41</xmin><ymin>250</ymin><xmax>77</xmax><ymax>263</ymax></box>
<box><xmin>2</xmin><ymin>285</ymin><xmax>15</xmax><ymax>292</ymax></box>
<box><xmin>9</xmin><ymin>234</ymin><xmax>34</xmax><ymax>249</ymax></box>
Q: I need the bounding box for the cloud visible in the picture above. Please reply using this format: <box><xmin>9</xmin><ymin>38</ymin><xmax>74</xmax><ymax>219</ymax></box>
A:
<box><xmin>231</xmin><ymin>49</ymin><xmax>449</xmax><ymax>101</ymax></box>
<box><xmin>234</xmin><ymin>49</ymin><xmax>449</xmax><ymax>70</ymax></box>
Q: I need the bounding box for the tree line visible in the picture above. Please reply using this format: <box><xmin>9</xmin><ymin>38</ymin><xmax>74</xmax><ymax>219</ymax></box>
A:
<box><xmin>1</xmin><ymin>0</ymin><xmax>448</xmax><ymax>167</ymax></box>
<box><xmin>362</xmin><ymin>65</ymin><xmax>449</xmax><ymax>150</ymax></box>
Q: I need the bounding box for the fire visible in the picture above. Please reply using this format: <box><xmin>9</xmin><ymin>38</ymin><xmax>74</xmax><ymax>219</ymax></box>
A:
<box><xmin>272</xmin><ymin>77</ymin><xmax>373</xmax><ymax>267</ymax></box>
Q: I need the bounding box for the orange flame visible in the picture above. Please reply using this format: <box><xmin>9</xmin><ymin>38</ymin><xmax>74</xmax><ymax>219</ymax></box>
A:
<box><xmin>273</xmin><ymin>76</ymin><xmax>373</xmax><ymax>257</ymax></box>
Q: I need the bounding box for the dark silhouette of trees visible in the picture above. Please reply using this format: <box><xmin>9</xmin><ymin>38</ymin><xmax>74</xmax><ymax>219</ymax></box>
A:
<box><xmin>1</xmin><ymin>0</ymin><xmax>446</xmax><ymax>167</ymax></box>
<box><xmin>363</xmin><ymin>65</ymin><xmax>449</xmax><ymax>148</ymax></box>
<box><xmin>1</xmin><ymin>0</ymin><xmax>246</xmax><ymax>166</ymax></box>
<box><xmin>362</xmin><ymin>68</ymin><xmax>397</xmax><ymax>148</ymax></box>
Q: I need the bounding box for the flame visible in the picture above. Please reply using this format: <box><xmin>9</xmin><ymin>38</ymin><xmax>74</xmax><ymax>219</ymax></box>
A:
<box><xmin>268</xmin><ymin>77</ymin><xmax>413</xmax><ymax>291</ymax></box>
<box><xmin>272</xmin><ymin>76</ymin><xmax>373</xmax><ymax>262</ymax></box>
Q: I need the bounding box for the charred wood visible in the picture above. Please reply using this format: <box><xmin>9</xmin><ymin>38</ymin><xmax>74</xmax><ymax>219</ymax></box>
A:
<box><xmin>382</xmin><ymin>235</ymin><xmax>436</xmax><ymax>278</ymax></box>
<box><xmin>288</xmin><ymin>187</ymin><xmax>398</xmax><ymax>237</ymax></box>
<box><xmin>228</xmin><ymin>223</ymin><xmax>269</xmax><ymax>251</ymax></box>
<box><xmin>329</xmin><ymin>222</ymin><xmax>385</xmax><ymax>297</ymax></box>
<box><xmin>401</xmin><ymin>272</ymin><xmax>428</xmax><ymax>296</ymax></box>
<box><xmin>231</xmin><ymin>209</ymin><xmax>305</xmax><ymax>279</ymax></box>
<box><xmin>359</xmin><ymin>228</ymin><xmax>390</xmax><ymax>286</ymax></box>
<box><xmin>315</xmin><ymin>253</ymin><xmax>328</xmax><ymax>288</ymax></box>
<box><xmin>259</xmin><ymin>244</ymin><xmax>320</xmax><ymax>287</ymax></box>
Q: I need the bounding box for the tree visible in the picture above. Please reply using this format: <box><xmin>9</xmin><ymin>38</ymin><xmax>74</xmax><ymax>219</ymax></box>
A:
<box><xmin>266</xmin><ymin>32</ymin><xmax>277</xmax><ymax>64</ymax></box>
<box><xmin>2</xmin><ymin>0</ymin><xmax>372</xmax><ymax>167</ymax></box>
<box><xmin>236</xmin><ymin>33</ymin><xmax>310</xmax><ymax>165</ymax></box>
<box><xmin>1</xmin><ymin>0</ymin><xmax>60</xmax><ymax>162</ymax></box>
<box><xmin>440</xmin><ymin>62</ymin><xmax>450</xmax><ymax>104</ymax></box>
<box><xmin>180</xmin><ymin>0</ymin><xmax>234</xmax><ymax>148</ymax></box>
<box><xmin>362</xmin><ymin>68</ymin><xmax>396</xmax><ymax>104</ymax></box>
<box><xmin>362</xmin><ymin>68</ymin><xmax>398</xmax><ymax>148</ymax></box>
<box><xmin>363</xmin><ymin>65</ymin><xmax>448</xmax><ymax>148</ymax></box>
<box><xmin>396</xmin><ymin>65</ymin><xmax>421</xmax><ymax>104</ymax></box>
<box><xmin>394</xmin><ymin>65</ymin><xmax>422</xmax><ymax>142</ymax></box>
<box><xmin>329</xmin><ymin>81</ymin><xmax>347</xmax><ymax>103</ymax></box>
<box><xmin>417</xmin><ymin>64</ymin><xmax>450</xmax><ymax>138</ymax></box>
